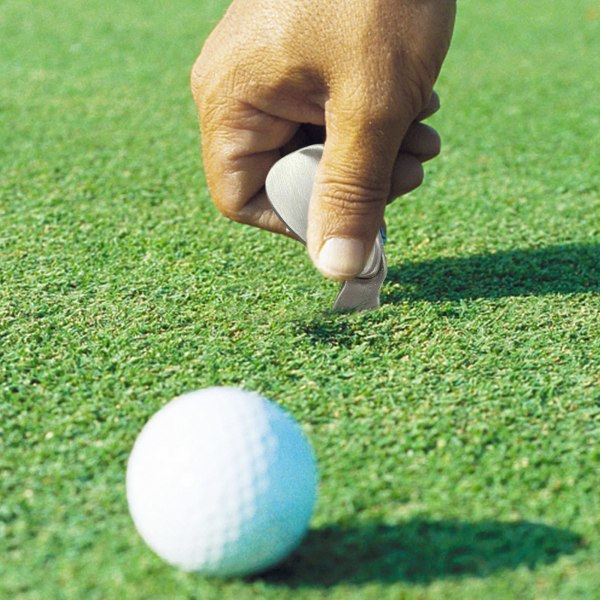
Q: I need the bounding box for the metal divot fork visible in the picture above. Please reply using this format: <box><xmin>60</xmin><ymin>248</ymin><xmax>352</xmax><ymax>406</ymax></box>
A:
<box><xmin>265</xmin><ymin>144</ymin><xmax>387</xmax><ymax>312</ymax></box>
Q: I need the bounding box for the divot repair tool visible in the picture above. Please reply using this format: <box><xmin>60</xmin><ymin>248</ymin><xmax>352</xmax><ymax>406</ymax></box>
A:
<box><xmin>265</xmin><ymin>144</ymin><xmax>387</xmax><ymax>312</ymax></box>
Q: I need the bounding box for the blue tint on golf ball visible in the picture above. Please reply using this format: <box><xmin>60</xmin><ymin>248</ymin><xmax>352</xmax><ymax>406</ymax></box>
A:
<box><xmin>126</xmin><ymin>387</ymin><xmax>318</xmax><ymax>577</ymax></box>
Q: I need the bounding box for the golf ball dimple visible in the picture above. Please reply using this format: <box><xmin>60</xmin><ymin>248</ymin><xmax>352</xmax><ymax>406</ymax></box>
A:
<box><xmin>126</xmin><ymin>387</ymin><xmax>318</xmax><ymax>577</ymax></box>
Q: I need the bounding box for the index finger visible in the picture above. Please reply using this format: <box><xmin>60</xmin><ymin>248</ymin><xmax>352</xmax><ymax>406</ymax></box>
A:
<box><xmin>197</xmin><ymin>96</ymin><xmax>301</xmax><ymax>234</ymax></box>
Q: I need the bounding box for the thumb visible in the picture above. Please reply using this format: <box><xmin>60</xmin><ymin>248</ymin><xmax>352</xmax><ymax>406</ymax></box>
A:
<box><xmin>307</xmin><ymin>96</ymin><xmax>410</xmax><ymax>280</ymax></box>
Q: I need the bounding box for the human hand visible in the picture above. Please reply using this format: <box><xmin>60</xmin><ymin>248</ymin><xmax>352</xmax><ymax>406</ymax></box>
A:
<box><xmin>191</xmin><ymin>0</ymin><xmax>456</xmax><ymax>280</ymax></box>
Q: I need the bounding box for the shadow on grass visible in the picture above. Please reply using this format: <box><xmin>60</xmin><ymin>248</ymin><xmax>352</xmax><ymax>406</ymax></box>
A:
<box><xmin>384</xmin><ymin>243</ymin><xmax>599</xmax><ymax>302</ymax></box>
<box><xmin>294</xmin><ymin>317</ymin><xmax>372</xmax><ymax>347</ymax></box>
<box><xmin>256</xmin><ymin>519</ymin><xmax>583</xmax><ymax>587</ymax></box>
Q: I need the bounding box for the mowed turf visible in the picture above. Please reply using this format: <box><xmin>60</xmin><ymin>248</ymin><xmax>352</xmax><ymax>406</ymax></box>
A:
<box><xmin>1</xmin><ymin>1</ymin><xmax>599</xmax><ymax>598</ymax></box>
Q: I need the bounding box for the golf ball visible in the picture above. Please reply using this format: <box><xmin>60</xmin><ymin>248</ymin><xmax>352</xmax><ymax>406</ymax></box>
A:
<box><xmin>126</xmin><ymin>387</ymin><xmax>318</xmax><ymax>577</ymax></box>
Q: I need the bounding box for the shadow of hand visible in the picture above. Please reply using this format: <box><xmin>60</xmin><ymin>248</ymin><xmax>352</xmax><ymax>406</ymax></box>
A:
<box><xmin>385</xmin><ymin>244</ymin><xmax>599</xmax><ymax>302</ymax></box>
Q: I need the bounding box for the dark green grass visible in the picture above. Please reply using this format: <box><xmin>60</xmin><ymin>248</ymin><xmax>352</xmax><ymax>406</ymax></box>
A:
<box><xmin>1</xmin><ymin>1</ymin><xmax>599</xmax><ymax>598</ymax></box>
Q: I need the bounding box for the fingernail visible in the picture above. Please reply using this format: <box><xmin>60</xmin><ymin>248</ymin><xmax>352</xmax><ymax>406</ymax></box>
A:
<box><xmin>316</xmin><ymin>238</ymin><xmax>365</xmax><ymax>280</ymax></box>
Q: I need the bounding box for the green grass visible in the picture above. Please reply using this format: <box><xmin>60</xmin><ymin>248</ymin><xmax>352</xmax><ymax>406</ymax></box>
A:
<box><xmin>1</xmin><ymin>1</ymin><xmax>599</xmax><ymax>598</ymax></box>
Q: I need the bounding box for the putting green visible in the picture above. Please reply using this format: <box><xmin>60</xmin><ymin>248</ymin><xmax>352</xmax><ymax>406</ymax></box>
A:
<box><xmin>1</xmin><ymin>1</ymin><xmax>598</xmax><ymax>598</ymax></box>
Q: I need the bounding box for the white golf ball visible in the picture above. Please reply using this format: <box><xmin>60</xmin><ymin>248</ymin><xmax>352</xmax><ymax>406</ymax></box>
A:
<box><xmin>126</xmin><ymin>387</ymin><xmax>318</xmax><ymax>577</ymax></box>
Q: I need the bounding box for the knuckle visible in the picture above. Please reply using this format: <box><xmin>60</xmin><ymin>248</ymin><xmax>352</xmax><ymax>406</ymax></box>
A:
<box><xmin>416</xmin><ymin>162</ymin><xmax>425</xmax><ymax>183</ymax></box>
<box><xmin>320</xmin><ymin>176</ymin><xmax>388</xmax><ymax>215</ymax></box>
<box><xmin>423</xmin><ymin>128</ymin><xmax>441</xmax><ymax>160</ymax></box>
<box><xmin>391</xmin><ymin>158</ymin><xmax>424</xmax><ymax>197</ymax></box>
<box><xmin>207</xmin><ymin>178</ymin><xmax>246</xmax><ymax>224</ymax></box>
<box><xmin>411</xmin><ymin>164</ymin><xmax>425</xmax><ymax>188</ymax></box>
<box><xmin>209</xmin><ymin>182</ymin><xmax>254</xmax><ymax>227</ymax></box>
<box><xmin>214</xmin><ymin>199</ymin><xmax>246</xmax><ymax>224</ymax></box>
<box><xmin>190</xmin><ymin>53</ymin><xmax>210</xmax><ymax>101</ymax></box>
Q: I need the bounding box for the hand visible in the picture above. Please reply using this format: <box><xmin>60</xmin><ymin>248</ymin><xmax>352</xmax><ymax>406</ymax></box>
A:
<box><xmin>191</xmin><ymin>0</ymin><xmax>456</xmax><ymax>280</ymax></box>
